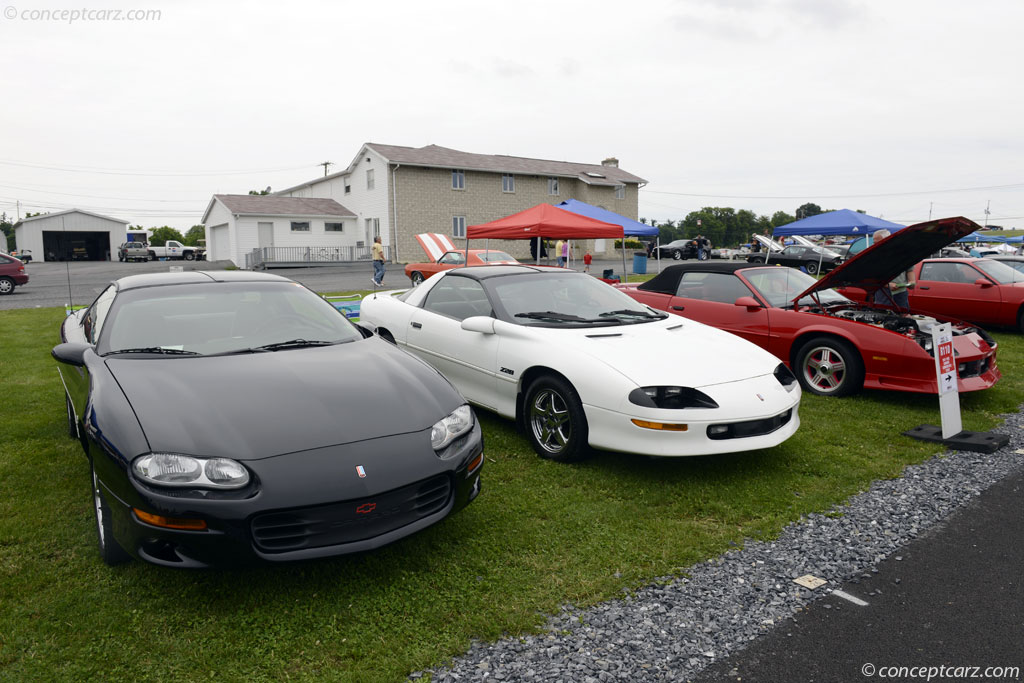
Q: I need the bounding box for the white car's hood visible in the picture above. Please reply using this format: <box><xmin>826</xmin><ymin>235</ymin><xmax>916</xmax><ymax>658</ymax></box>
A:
<box><xmin>539</xmin><ymin>317</ymin><xmax>781</xmax><ymax>389</ymax></box>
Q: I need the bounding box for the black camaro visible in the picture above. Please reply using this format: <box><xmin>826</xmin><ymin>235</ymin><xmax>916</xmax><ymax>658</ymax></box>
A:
<box><xmin>53</xmin><ymin>271</ymin><xmax>483</xmax><ymax>568</ymax></box>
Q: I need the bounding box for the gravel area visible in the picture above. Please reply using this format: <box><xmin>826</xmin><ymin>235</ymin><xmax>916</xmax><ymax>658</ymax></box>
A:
<box><xmin>419</xmin><ymin>413</ymin><xmax>1024</xmax><ymax>682</ymax></box>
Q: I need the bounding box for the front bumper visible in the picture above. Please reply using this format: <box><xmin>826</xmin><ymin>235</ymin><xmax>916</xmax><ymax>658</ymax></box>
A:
<box><xmin>98</xmin><ymin>423</ymin><xmax>483</xmax><ymax>568</ymax></box>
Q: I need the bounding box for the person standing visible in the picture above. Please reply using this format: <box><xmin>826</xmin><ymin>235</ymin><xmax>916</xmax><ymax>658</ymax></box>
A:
<box><xmin>871</xmin><ymin>229</ymin><xmax>914</xmax><ymax>310</ymax></box>
<box><xmin>371</xmin><ymin>236</ymin><xmax>386</xmax><ymax>286</ymax></box>
<box><xmin>562</xmin><ymin>239</ymin><xmax>570</xmax><ymax>267</ymax></box>
<box><xmin>555</xmin><ymin>239</ymin><xmax>565</xmax><ymax>267</ymax></box>
<box><xmin>583</xmin><ymin>251</ymin><xmax>592</xmax><ymax>273</ymax></box>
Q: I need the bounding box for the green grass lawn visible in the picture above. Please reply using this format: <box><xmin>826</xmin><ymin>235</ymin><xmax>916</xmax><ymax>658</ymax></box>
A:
<box><xmin>2</xmin><ymin>306</ymin><xmax>1022</xmax><ymax>682</ymax></box>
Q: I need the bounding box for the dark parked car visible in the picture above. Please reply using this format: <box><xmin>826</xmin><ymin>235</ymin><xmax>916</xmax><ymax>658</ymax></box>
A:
<box><xmin>654</xmin><ymin>239</ymin><xmax>704</xmax><ymax>261</ymax></box>
<box><xmin>53</xmin><ymin>271</ymin><xmax>483</xmax><ymax>567</ymax></box>
<box><xmin>118</xmin><ymin>241</ymin><xmax>149</xmax><ymax>262</ymax></box>
<box><xmin>746</xmin><ymin>245</ymin><xmax>843</xmax><ymax>275</ymax></box>
<box><xmin>0</xmin><ymin>252</ymin><xmax>29</xmax><ymax>294</ymax></box>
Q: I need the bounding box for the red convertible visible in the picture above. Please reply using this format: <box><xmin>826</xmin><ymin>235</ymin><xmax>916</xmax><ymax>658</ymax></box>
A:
<box><xmin>617</xmin><ymin>217</ymin><xmax>1000</xmax><ymax>397</ymax></box>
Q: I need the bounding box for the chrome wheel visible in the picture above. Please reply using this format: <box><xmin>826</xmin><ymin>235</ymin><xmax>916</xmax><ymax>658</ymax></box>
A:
<box><xmin>0</xmin><ymin>277</ymin><xmax>14</xmax><ymax>294</ymax></box>
<box><xmin>524</xmin><ymin>376</ymin><xmax>590</xmax><ymax>462</ymax></box>
<box><xmin>411</xmin><ymin>271</ymin><xmax>425</xmax><ymax>285</ymax></box>
<box><xmin>796</xmin><ymin>337</ymin><xmax>863</xmax><ymax>397</ymax></box>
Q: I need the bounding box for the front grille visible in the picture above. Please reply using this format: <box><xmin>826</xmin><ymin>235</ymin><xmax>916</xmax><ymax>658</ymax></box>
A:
<box><xmin>707</xmin><ymin>409</ymin><xmax>793</xmax><ymax>441</ymax></box>
<box><xmin>251</xmin><ymin>474</ymin><xmax>451</xmax><ymax>553</ymax></box>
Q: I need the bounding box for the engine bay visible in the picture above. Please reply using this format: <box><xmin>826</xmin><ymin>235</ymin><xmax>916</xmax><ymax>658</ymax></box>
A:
<box><xmin>827</xmin><ymin>307</ymin><xmax>945</xmax><ymax>335</ymax></box>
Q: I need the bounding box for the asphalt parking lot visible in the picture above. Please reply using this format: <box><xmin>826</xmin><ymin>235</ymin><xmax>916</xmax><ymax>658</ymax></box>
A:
<box><xmin>0</xmin><ymin>256</ymin><xmax>647</xmax><ymax>310</ymax></box>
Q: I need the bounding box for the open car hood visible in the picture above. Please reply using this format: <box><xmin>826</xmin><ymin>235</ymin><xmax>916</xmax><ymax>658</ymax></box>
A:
<box><xmin>793</xmin><ymin>216</ymin><xmax>981</xmax><ymax>302</ymax></box>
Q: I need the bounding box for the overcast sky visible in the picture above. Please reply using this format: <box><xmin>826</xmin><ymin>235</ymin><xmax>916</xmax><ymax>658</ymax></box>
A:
<box><xmin>1</xmin><ymin>0</ymin><xmax>1021</xmax><ymax>231</ymax></box>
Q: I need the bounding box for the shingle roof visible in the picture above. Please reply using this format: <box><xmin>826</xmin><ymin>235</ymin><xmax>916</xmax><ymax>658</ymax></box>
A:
<box><xmin>365</xmin><ymin>143</ymin><xmax>646</xmax><ymax>185</ymax></box>
<box><xmin>213</xmin><ymin>194</ymin><xmax>355</xmax><ymax>217</ymax></box>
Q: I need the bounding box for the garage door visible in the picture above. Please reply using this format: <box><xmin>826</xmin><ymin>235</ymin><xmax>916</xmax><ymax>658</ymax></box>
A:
<box><xmin>42</xmin><ymin>231</ymin><xmax>111</xmax><ymax>261</ymax></box>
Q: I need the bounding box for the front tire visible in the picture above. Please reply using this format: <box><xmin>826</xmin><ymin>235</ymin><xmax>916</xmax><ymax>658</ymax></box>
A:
<box><xmin>672</xmin><ymin>249</ymin><xmax>683</xmax><ymax>260</ymax></box>
<box><xmin>795</xmin><ymin>337</ymin><xmax>864</xmax><ymax>397</ymax></box>
<box><xmin>410</xmin><ymin>271</ymin><xmax>425</xmax><ymax>286</ymax></box>
<box><xmin>91</xmin><ymin>466</ymin><xmax>131</xmax><ymax>566</ymax></box>
<box><xmin>147</xmin><ymin>252</ymin><xmax>156</xmax><ymax>261</ymax></box>
<box><xmin>0</xmin><ymin>276</ymin><xmax>14</xmax><ymax>295</ymax></box>
<box><xmin>805</xmin><ymin>262</ymin><xmax>819</xmax><ymax>275</ymax></box>
<box><xmin>524</xmin><ymin>376</ymin><xmax>590</xmax><ymax>462</ymax></box>
<box><xmin>65</xmin><ymin>394</ymin><xmax>78</xmax><ymax>439</ymax></box>
<box><xmin>184</xmin><ymin>252</ymin><xmax>195</xmax><ymax>261</ymax></box>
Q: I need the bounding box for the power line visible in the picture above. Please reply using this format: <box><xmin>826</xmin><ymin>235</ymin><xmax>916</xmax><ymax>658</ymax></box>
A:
<box><xmin>642</xmin><ymin>182</ymin><xmax>1024</xmax><ymax>200</ymax></box>
<box><xmin>0</xmin><ymin>183</ymin><xmax>204</xmax><ymax>203</ymax></box>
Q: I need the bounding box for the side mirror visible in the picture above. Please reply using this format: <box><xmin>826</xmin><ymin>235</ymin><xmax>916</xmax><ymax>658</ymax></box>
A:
<box><xmin>974</xmin><ymin>278</ymin><xmax>994</xmax><ymax>288</ymax></box>
<box><xmin>52</xmin><ymin>342</ymin><xmax>92</xmax><ymax>367</ymax></box>
<box><xmin>734</xmin><ymin>296</ymin><xmax>762</xmax><ymax>311</ymax></box>
<box><xmin>461</xmin><ymin>316</ymin><xmax>496</xmax><ymax>334</ymax></box>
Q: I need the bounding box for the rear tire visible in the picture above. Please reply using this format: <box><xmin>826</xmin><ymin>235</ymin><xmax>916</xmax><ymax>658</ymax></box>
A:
<box><xmin>794</xmin><ymin>337</ymin><xmax>864</xmax><ymax>397</ymax></box>
<box><xmin>410</xmin><ymin>271</ymin><xmax>425</xmax><ymax>286</ymax></box>
<box><xmin>147</xmin><ymin>252</ymin><xmax>156</xmax><ymax>261</ymax></box>
<box><xmin>805</xmin><ymin>262</ymin><xmax>819</xmax><ymax>275</ymax></box>
<box><xmin>91</xmin><ymin>465</ymin><xmax>132</xmax><ymax>566</ymax></box>
<box><xmin>524</xmin><ymin>375</ymin><xmax>590</xmax><ymax>463</ymax></box>
<box><xmin>0</xmin><ymin>276</ymin><xmax>14</xmax><ymax>295</ymax></box>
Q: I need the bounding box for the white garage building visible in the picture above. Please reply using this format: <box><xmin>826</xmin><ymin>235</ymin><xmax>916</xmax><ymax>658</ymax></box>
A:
<box><xmin>13</xmin><ymin>209</ymin><xmax>128</xmax><ymax>262</ymax></box>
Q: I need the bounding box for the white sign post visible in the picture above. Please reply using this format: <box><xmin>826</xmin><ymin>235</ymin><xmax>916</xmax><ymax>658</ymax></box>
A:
<box><xmin>932</xmin><ymin>323</ymin><xmax>962</xmax><ymax>438</ymax></box>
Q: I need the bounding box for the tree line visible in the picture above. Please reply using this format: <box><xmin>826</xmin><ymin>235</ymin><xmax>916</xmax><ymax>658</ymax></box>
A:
<box><xmin>641</xmin><ymin>203</ymin><xmax>852</xmax><ymax>247</ymax></box>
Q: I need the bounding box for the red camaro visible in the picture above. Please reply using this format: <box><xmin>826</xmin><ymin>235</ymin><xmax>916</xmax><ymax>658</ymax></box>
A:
<box><xmin>617</xmin><ymin>217</ymin><xmax>1000</xmax><ymax>397</ymax></box>
<box><xmin>907</xmin><ymin>258</ymin><xmax>1024</xmax><ymax>333</ymax></box>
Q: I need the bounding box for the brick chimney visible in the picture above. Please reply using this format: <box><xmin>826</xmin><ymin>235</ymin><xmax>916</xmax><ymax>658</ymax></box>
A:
<box><xmin>601</xmin><ymin>157</ymin><xmax>619</xmax><ymax>168</ymax></box>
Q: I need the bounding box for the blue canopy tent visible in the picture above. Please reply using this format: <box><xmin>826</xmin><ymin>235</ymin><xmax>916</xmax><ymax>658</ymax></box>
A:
<box><xmin>957</xmin><ymin>232</ymin><xmax>1007</xmax><ymax>243</ymax></box>
<box><xmin>556</xmin><ymin>199</ymin><xmax>659</xmax><ymax>273</ymax></box>
<box><xmin>772</xmin><ymin>209</ymin><xmax>904</xmax><ymax>237</ymax></box>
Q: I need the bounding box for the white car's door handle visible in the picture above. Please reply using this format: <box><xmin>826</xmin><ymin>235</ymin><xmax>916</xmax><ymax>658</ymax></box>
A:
<box><xmin>411</xmin><ymin>322</ymin><xmax>422</xmax><ymax>329</ymax></box>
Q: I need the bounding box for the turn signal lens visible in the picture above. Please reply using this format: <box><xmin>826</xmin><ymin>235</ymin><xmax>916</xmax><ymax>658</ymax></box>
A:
<box><xmin>133</xmin><ymin>508</ymin><xmax>207</xmax><ymax>530</ymax></box>
<box><xmin>631</xmin><ymin>419</ymin><xmax>688</xmax><ymax>431</ymax></box>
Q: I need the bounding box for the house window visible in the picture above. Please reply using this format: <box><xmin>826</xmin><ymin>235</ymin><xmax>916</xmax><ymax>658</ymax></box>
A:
<box><xmin>325</xmin><ymin>222</ymin><xmax>344</xmax><ymax>232</ymax></box>
<box><xmin>290</xmin><ymin>221</ymin><xmax>310</xmax><ymax>232</ymax></box>
<box><xmin>548</xmin><ymin>177</ymin><xmax>559</xmax><ymax>195</ymax></box>
<box><xmin>365</xmin><ymin>218</ymin><xmax>380</xmax><ymax>238</ymax></box>
<box><xmin>452</xmin><ymin>169</ymin><xmax>466</xmax><ymax>190</ymax></box>
<box><xmin>502</xmin><ymin>174</ymin><xmax>515</xmax><ymax>193</ymax></box>
<box><xmin>366</xmin><ymin>169</ymin><xmax>375</xmax><ymax>190</ymax></box>
<box><xmin>344</xmin><ymin>183</ymin><xmax>351</xmax><ymax>195</ymax></box>
<box><xmin>452</xmin><ymin>216</ymin><xmax>466</xmax><ymax>239</ymax></box>
<box><xmin>615</xmin><ymin>184</ymin><xmax>625</xmax><ymax>199</ymax></box>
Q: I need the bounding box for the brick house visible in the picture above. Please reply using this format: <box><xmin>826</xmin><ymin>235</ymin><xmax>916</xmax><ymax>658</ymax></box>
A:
<box><xmin>275</xmin><ymin>143</ymin><xmax>647</xmax><ymax>263</ymax></box>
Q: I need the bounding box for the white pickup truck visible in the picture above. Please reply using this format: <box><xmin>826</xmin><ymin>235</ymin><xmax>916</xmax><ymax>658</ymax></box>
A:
<box><xmin>147</xmin><ymin>240</ymin><xmax>205</xmax><ymax>261</ymax></box>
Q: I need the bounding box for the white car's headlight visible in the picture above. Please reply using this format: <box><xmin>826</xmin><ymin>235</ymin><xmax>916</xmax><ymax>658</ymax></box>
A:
<box><xmin>431</xmin><ymin>404</ymin><xmax>474</xmax><ymax>452</ymax></box>
<box><xmin>133</xmin><ymin>453</ymin><xmax>250</xmax><ymax>489</ymax></box>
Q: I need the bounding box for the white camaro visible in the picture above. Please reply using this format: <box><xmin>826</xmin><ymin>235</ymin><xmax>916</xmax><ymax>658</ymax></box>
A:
<box><xmin>360</xmin><ymin>266</ymin><xmax>801</xmax><ymax>462</ymax></box>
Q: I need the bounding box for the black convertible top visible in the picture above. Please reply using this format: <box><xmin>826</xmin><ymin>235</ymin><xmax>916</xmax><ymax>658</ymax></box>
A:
<box><xmin>638</xmin><ymin>262</ymin><xmax>752</xmax><ymax>294</ymax></box>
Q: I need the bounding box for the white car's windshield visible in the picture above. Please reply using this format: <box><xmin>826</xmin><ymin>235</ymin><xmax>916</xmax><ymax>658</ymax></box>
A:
<box><xmin>103</xmin><ymin>281</ymin><xmax>361</xmax><ymax>356</ymax></box>
<box><xmin>743</xmin><ymin>267</ymin><xmax>850</xmax><ymax>308</ymax></box>
<box><xmin>490</xmin><ymin>273</ymin><xmax>664</xmax><ymax>325</ymax></box>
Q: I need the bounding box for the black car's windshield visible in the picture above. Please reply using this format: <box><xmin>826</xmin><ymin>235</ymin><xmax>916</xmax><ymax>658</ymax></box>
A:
<box><xmin>102</xmin><ymin>281</ymin><xmax>362</xmax><ymax>356</ymax></box>
<box><xmin>743</xmin><ymin>267</ymin><xmax>851</xmax><ymax>308</ymax></box>
<box><xmin>492</xmin><ymin>272</ymin><xmax>665</xmax><ymax>325</ymax></box>
<box><xmin>975</xmin><ymin>259</ymin><xmax>1024</xmax><ymax>284</ymax></box>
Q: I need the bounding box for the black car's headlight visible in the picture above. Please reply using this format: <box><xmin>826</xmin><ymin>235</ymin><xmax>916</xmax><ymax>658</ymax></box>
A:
<box><xmin>628</xmin><ymin>386</ymin><xmax>719</xmax><ymax>409</ymax></box>
<box><xmin>133</xmin><ymin>453</ymin><xmax>250</xmax><ymax>489</ymax></box>
<box><xmin>774</xmin><ymin>363</ymin><xmax>798</xmax><ymax>391</ymax></box>
<box><xmin>431</xmin><ymin>404</ymin><xmax>474</xmax><ymax>452</ymax></box>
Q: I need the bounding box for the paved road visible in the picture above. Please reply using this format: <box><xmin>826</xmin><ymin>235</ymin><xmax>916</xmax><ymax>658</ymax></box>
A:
<box><xmin>0</xmin><ymin>257</ymin><xmax>651</xmax><ymax>310</ymax></box>
<box><xmin>695</xmin><ymin>468</ymin><xmax>1024</xmax><ymax>683</ymax></box>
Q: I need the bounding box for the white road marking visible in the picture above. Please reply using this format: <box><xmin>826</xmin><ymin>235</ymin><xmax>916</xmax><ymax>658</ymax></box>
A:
<box><xmin>831</xmin><ymin>589</ymin><xmax>869</xmax><ymax>607</ymax></box>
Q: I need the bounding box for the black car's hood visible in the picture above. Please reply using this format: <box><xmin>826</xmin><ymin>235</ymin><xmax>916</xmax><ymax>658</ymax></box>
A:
<box><xmin>106</xmin><ymin>339</ymin><xmax>462</xmax><ymax>460</ymax></box>
<box><xmin>794</xmin><ymin>216</ymin><xmax>981</xmax><ymax>301</ymax></box>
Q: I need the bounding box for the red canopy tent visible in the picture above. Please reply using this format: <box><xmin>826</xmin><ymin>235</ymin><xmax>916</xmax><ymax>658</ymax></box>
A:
<box><xmin>466</xmin><ymin>203</ymin><xmax>626</xmax><ymax>276</ymax></box>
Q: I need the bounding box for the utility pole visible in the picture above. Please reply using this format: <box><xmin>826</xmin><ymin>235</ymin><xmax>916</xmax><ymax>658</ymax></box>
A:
<box><xmin>928</xmin><ymin>202</ymin><xmax>933</xmax><ymax>220</ymax></box>
<box><xmin>983</xmin><ymin>200</ymin><xmax>991</xmax><ymax>228</ymax></box>
<box><xmin>319</xmin><ymin>161</ymin><xmax>334</xmax><ymax>177</ymax></box>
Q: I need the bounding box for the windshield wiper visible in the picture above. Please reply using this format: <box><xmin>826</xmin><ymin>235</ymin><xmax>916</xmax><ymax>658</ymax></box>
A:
<box><xmin>255</xmin><ymin>339</ymin><xmax>337</xmax><ymax>351</ymax></box>
<box><xmin>514</xmin><ymin>311</ymin><xmax>621</xmax><ymax>325</ymax></box>
<box><xmin>108</xmin><ymin>347</ymin><xmax>200</xmax><ymax>356</ymax></box>
<box><xmin>598</xmin><ymin>309</ymin><xmax>666</xmax><ymax>319</ymax></box>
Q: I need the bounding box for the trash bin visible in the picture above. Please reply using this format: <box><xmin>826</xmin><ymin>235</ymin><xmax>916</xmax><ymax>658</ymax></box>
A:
<box><xmin>632</xmin><ymin>252</ymin><xmax>648</xmax><ymax>275</ymax></box>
